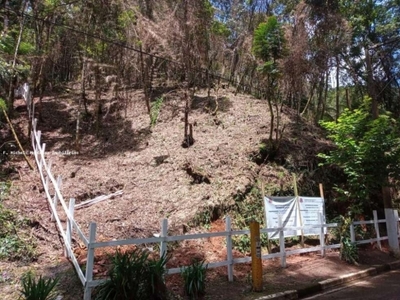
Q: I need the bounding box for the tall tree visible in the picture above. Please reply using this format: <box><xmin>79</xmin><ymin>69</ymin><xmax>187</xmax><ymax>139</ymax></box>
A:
<box><xmin>253</xmin><ymin>15</ymin><xmax>287</xmax><ymax>150</ymax></box>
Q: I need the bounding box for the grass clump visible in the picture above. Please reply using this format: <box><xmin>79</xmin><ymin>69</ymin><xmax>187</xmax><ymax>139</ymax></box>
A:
<box><xmin>95</xmin><ymin>248</ymin><xmax>169</xmax><ymax>300</ymax></box>
<box><xmin>19</xmin><ymin>272</ymin><xmax>59</xmax><ymax>300</ymax></box>
<box><xmin>181</xmin><ymin>259</ymin><xmax>208</xmax><ymax>299</ymax></box>
<box><xmin>150</xmin><ymin>97</ymin><xmax>163</xmax><ymax>127</ymax></box>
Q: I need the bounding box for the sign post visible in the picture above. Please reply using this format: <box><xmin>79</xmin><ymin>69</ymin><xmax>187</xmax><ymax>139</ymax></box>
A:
<box><xmin>264</xmin><ymin>196</ymin><xmax>326</xmax><ymax>239</ymax></box>
<box><xmin>250</xmin><ymin>221</ymin><xmax>263</xmax><ymax>292</ymax></box>
<box><xmin>293</xmin><ymin>174</ymin><xmax>304</xmax><ymax>247</ymax></box>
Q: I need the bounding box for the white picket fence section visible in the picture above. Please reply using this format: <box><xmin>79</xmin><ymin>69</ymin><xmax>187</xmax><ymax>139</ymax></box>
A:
<box><xmin>24</xmin><ymin>85</ymin><xmax>400</xmax><ymax>300</ymax></box>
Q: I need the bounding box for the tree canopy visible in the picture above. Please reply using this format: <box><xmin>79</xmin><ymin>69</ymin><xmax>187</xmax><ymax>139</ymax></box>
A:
<box><xmin>319</xmin><ymin>98</ymin><xmax>400</xmax><ymax>213</ymax></box>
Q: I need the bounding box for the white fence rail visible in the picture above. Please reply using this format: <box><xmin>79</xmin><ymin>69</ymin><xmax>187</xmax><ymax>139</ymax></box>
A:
<box><xmin>25</xmin><ymin>85</ymin><xmax>400</xmax><ymax>300</ymax></box>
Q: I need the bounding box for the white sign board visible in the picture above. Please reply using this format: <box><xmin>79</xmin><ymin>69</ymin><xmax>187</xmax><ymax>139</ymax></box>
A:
<box><xmin>264</xmin><ymin>196</ymin><xmax>325</xmax><ymax>239</ymax></box>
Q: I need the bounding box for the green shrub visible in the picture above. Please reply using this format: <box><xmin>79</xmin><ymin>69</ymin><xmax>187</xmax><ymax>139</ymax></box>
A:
<box><xmin>319</xmin><ymin>98</ymin><xmax>400</xmax><ymax>214</ymax></box>
<box><xmin>0</xmin><ymin>181</ymin><xmax>12</xmax><ymax>201</ymax></box>
<box><xmin>95</xmin><ymin>249</ymin><xmax>169</xmax><ymax>300</ymax></box>
<box><xmin>181</xmin><ymin>259</ymin><xmax>207</xmax><ymax>299</ymax></box>
<box><xmin>340</xmin><ymin>237</ymin><xmax>358</xmax><ymax>264</ymax></box>
<box><xmin>338</xmin><ymin>216</ymin><xmax>358</xmax><ymax>265</ymax></box>
<box><xmin>0</xmin><ymin>182</ymin><xmax>36</xmax><ymax>261</ymax></box>
<box><xmin>19</xmin><ymin>272</ymin><xmax>59</xmax><ymax>300</ymax></box>
<box><xmin>150</xmin><ymin>97</ymin><xmax>163</xmax><ymax>127</ymax></box>
<box><xmin>231</xmin><ymin>185</ymin><xmax>272</xmax><ymax>252</ymax></box>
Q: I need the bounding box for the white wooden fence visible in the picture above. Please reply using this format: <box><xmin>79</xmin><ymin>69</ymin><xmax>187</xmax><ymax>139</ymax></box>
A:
<box><xmin>25</xmin><ymin>88</ymin><xmax>400</xmax><ymax>300</ymax></box>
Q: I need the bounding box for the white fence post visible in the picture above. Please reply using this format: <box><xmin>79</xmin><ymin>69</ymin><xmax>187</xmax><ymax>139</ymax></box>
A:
<box><xmin>39</xmin><ymin>142</ymin><xmax>46</xmax><ymax>171</ymax></box>
<box><xmin>37</xmin><ymin>130</ymin><xmax>41</xmax><ymax>145</ymax></box>
<box><xmin>394</xmin><ymin>210</ymin><xmax>399</xmax><ymax>237</ymax></box>
<box><xmin>385</xmin><ymin>209</ymin><xmax>400</xmax><ymax>254</ymax></box>
<box><xmin>373</xmin><ymin>210</ymin><xmax>382</xmax><ymax>250</ymax></box>
<box><xmin>45</xmin><ymin>158</ymin><xmax>51</xmax><ymax>192</ymax></box>
<box><xmin>319</xmin><ymin>212</ymin><xmax>325</xmax><ymax>257</ymax></box>
<box><xmin>31</xmin><ymin>120</ymin><xmax>36</xmax><ymax>149</ymax></box>
<box><xmin>45</xmin><ymin>175</ymin><xmax>49</xmax><ymax>194</ymax></box>
<box><xmin>65</xmin><ymin>198</ymin><xmax>75</xmax><ymax>258</ymax></box>
<box><xmin>160</xmin><ymin>219</ymin><xmax>168</xmax><ymax>259</ymax></box>
<box><xmin>278</xmin><ymin>215</ymin><xmax>286</xmax><ymax>268</ymax></box>
<box><xmin>225</xmin><ymin>216</ymin><xmax>233</xmax><ymax>282</ymax></box>
<box><xmin>32</xmin><ymin>101</ymin><xmax>35</xmax><ymax>119</ymax></box>
<box><xmin>84</xmin><ymin>223</ymin><xmax>97</xmax><ymax>300</ymax></box>
<box><xmin>350</xmin><ymin>223</ymin><xmax>355</xmax><ymax>243</ymax></box>
<box><xmin>51</xmin><ymin>176</ymin><xmax>62</xmax><ymax>221</ymax></box>
<box><xmin>47</xmin><ymin>158</ymin><xmax>52</xmax><ymax>174</ymax></box>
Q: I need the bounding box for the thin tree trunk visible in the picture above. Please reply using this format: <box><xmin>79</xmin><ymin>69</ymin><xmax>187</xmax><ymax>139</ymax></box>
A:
<box><xmin>301</xmin><ymin>81</ymin><xmax>316</xmax><ymax>116</ymax></box>
<box><xmin>320</xmin><ymin>71</ymin><xmax>329</xmax><ymax>121</ymax></box>
<box><xmin>382</xmin><ymin>186</ymin><xmax>392</xmax><ymax>209</ymax></box>
<box><xmin>346</xmin><ymin>88</ymin><xmax>351</xmax><ymax>109</ymax></box>
<box><xmin>7</xmin><ymin>0</ymin><xmax>27</xmax><ymax>115</ymax></box>
<box><xmin>316</xmin><ymin>74</ymin><xmax>325</xmax><ymax>124</ymax></box>
<box><xmin>94</xmin><ymin>66</ymin><xmax>101</xmax><ymax>137</ymax></box>
<box><xmin>140</xmin><ymin>45</ymin><xmax>151</xmax><ymax>116</ymax></box>
<box><xmin>1</xmin><ymin>108</ymin><xmax>34</xmax><ymax>170</ymax></box>
<box><xmin>4</xmin><ymin>0</ymin><xmax>9</xmax><ymax>32</ymax></box>
<box><xmin>76</xmin><ymin>56</ymin><xmax>87</xmax><ymax>150</ymax></box>
<box><xmin>335</xmin><ymin>55</ymin><xmax>340</xmax><ymax>122</ymax></box>
<box><xmin>365</xmin><ymin>47</ymin><xmax>378</xmax><ymax>119</ymax></box>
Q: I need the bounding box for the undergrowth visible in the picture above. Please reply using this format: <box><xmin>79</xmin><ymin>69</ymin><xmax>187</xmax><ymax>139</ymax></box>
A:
<box><xmin>338</xmin><ymin>216</ymin><xmax>359</xmax><ymax>264</ymax></box>
<box><xmin>181</xmin><ymin>259</ymin><xmax>208</xmax><ymax>299</ymax></box>
<box><xmin>0</xmin><ymin>181</ymin><xmax>36</xmax><ymax>261</ymax></box>
<box><xmin>95</xmin><ymin>249</ymin><xmax>169</xmax><ymax>300</ymax></box>
<box><xmin>231</xmin><ymin>184</ymin><xmax>272</xmax><ymax>252</ymax></box>
<box><xmin>150</xmin><ymin>97</ymin><xmax>163</xmax><ymax>127</ymax></box>
<box><xmin>19</xmin><ymin>271</ymin><xmax>59</xmax><ymax>300</ymax></box>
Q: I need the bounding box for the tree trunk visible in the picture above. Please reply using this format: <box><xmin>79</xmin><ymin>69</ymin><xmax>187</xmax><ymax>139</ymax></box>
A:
<box><xmin>335</xmin><ymin>55</ymin><xmax>340</xmax><ymax>122</ymax></box>
<box><xmin>140</xmin><ymin>45</ymin><xmax>151</xmax><ymax>116</ymax></box>
<box><xmin>346</xmin><ymin>88</ymin><xmax>351</xmax><ymax>109</ymax></box>
<box><xmin>320</xmin><ymin>71</ymin><xmax>329</xmax><ymax>121</ymax></box>
<box><xmin>7</xmin><ymin>0</ymin><xmax>27</xmax><ymax>115</ymax></box>
<box><xmin>4</xmin><ymin>0</ymin><xmax>9</xmax><ymax>32</ymax></box>
<box><xmin>315</xmin><ymin>74</ymin><xmax>325</xmax><ymax>124</ymax></box>
<box><xmin>182</xmin><ymin>91</ymin><xmax>194</xmax><ymax>148</ymax></box>
<box><xmin>94</xmin><ymin>66</ymin><xmax>102</xmax><ymax>137</ymax></box>
<box><xmin>301</xmin><ymin>81</ymin><xmax>316</xmax><ymax>116</ymax></box>
<box><xmin>365</xmin><ymin>47</ymin><xmax>378</xmax><ymax>119</ymax></box>
<box><xmin>382</xmin><ymin>186</ymin><xmax>393</xmax><ymax>209</ymax></box>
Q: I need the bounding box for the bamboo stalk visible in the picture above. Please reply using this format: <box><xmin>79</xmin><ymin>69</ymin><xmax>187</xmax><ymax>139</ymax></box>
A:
<box><xmin>1</xmin><ymin>107</ymin><xmax>34</xmax><ymax>170</ymax></box>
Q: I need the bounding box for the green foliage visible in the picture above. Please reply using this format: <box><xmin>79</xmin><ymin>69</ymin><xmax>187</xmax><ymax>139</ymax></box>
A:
<box><xmin>192</xmin><ymin>208</ymin><xmax>212</xmax><ymax>229</ymax></box>
<box><xmin>338</xmin><ymin>216</ymin><xmax>358</xmax><ymax>265</ymax></box>
<box><xmin>203</xmin><ymin>0</ymin><xmax>215</xmax><ymax>18</ymax></box>
<box><xmin>211</xmin><ymin>20</ymin><xmax>230</xmax><ymax>37</ymax></box>
<box><xmin>231</xmin><ymin>185</ymin><xmax>271</xmax><ymax>252</ymax></box>
<box><xmin>181</xmin><ymin>259</ymin><xmax>208</xmax><ymax>299</ymax></box>
<box><xmin>0</xmin><ymin>98</ymin><xmax>6</xmax><ymax>110</ymax></box>
<box><xmin>340</xmin><ymin>238</ymin><xmax>358</xmax><ymax>265</ymax></box>
<box><xmin>18</xmin><ymin>41</ymin><xmax>35</xmax><ymax>55</ymax></box>
<box><xmin>318</xmin><ymin>98</ymin><xmax>400</xmax><ymax>213</ymax></box>
<box><xmin>95</xmin><ymin>249</ymin><xmax>169</xmax><ymax>300</ymax></box>
<box><xmin>117</xmin><ymin>10</ymin><xmax>136</xmax><ymax>28</ymax></box>
<box><xmin>252</xmin><ymin>16</ymin><xmax>287</xmax><ymax>75</ymax></box>
<box><xmin>0</xmin><ymin>182</ymin><xmax>36</xmax><ymax>261</ymax></box>
<box><xmin>0</xmin><ymin>181</ymin><xmax>11</xmax><ymax>201</ymax></box>
<box><xmin>19</xmin><ymin>272</ymin><xmax>59</xmax><ymax>300</ymax></box>
<box><xmin>150</xmin><ymin>97</ymin><xmax>163</xmax><ymax>127</ymax></box>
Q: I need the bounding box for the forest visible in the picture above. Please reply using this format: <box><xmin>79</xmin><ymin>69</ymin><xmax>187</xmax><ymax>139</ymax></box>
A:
<box><xmin>1</xmin><ymin>0</ymin><xmax>400</xmax><ymax>234</ymax></box>
<box><xmin>1</xmin><ymin>0</ymin><xmax>400</xmax><ymax>298</ymax></box>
